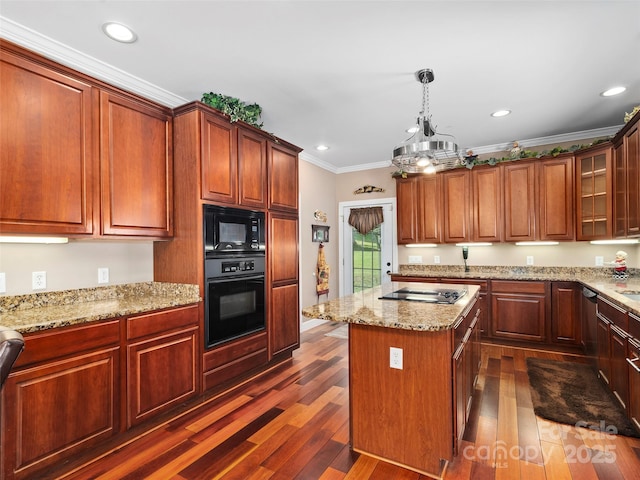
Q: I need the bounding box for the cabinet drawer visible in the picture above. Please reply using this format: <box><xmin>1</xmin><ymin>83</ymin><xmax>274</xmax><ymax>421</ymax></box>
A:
<box><xmin>491</xmin><ymin>280</ymin><xmax>545</xmax><ymax>294</ymax></box>
<box><xmin>597</xmin><ymin>297</ymin><xmax>628</xmax><ymax>331</ymax></box>
<box><xmin>127</xmin><ymin>304</ymin><xmax>199</xmax><ymax>340</ymax></box>
<box><xmin>14</xmin><ymin>320</ymin><xmax>120</xmax><ymax>368</ymax></box>
<box><xmin>629</xmin><ymin>312</ymin><xmax>640</xmax><ymax>341</ymax></box>
<box><xmin>203</xmin><ymin>331</ymin><xmax>267</xmax><ymax>372</ymax></box>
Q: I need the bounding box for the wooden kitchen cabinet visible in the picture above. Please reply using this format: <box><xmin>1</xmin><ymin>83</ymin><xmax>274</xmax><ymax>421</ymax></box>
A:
<box><xmin>396</xmin><ymin>175</ymin><xmax>441</xmax><ymax>244</ymax></box>
<box><xmin>472</xmin><ymin>166</ymin><xmax>503</xmax><ymax>242</ymax></box>
<box><xmin>268</xmin><ymin>141</ymin><xmax>299</xmax><ymax>212</ymax></box>
<box><xmin>550</xmin><ymin>282</ymin><xmax>581</xmax><ymax>345</ymax></box>
<box><xmin>575</xmin><ymin>143</ymin><xmax>613</xmax><ymax>240</ymax></box>
<box><xmin>538</xmin><ymin>155</ymin><xmax>575</xmax><ymax>241</ymax></box>
<box><xmin>100</xmin><ymin>90</ymin><xmax>173</xmax><ymax>237</ymax></box>
<box><xmin>442</xmin><ymin>169</ymin><xmax>472</xmax><ymax>243</ymax></box>
<box><xmin>0</xmin><ymin>41</ymin><xmax>96</xmax><ymax>235</ymax></box>
<box><xmin>503</xmin><ymin>161</ymin><xmax>536</xmax><ymax>242</ymax></box>
<box><xmin>613</xmin><ymin>111</ymin><xmax>640</xmax><ymax>237</ymax></box>
<box><xmin>597</xmin><ymin>296</ymin><xmax>630</xmax><ymax>410</ymax></box>
<box><xmin>125</xmin><ymin>305</ymin><xmax>199</xmax><ymax>428</ymax></box>
<box><xmin>268</xmin><ymin>213</ymin><xmax>299</xmax><ymax>356</ymax></box>
<box><xmin>596</xmin><ymin>313</ymin><xmax>612</xmax><ymax>385</ymax></box>
<box><xmin>628</xmin><ymin>337</ymin><xmax>640</xmax><ymax>431</ymax></box>
<box><xmin>1</xmin><ymin>321</ymin><xmax>120</xmax><ymax>480</ymax></box>
<box><xmin>490</xmin><ymin>280</ymin><xmax>548</xmax><ymax>343</ymax></box>
<box><xmin>238</xmin><ymin>127</ymin><xmax>268</xmax><ymax>208</ymax></box>
<box><xmin>200</xmin><ymin>108</ymin><xmax>238</xmax><ymax>204</ymax></box>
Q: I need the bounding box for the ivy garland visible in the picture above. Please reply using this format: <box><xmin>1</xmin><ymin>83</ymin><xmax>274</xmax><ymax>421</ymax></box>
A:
<box><xmin>201</xmin><ymin>92</ymin><xmax>263</xmax><ymax>129</ymax></box>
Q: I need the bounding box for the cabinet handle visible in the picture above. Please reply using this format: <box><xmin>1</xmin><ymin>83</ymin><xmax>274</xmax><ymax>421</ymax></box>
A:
<box><xmin>627</xmin><ymin>357</ymin><xmax>640</xmax><ymax>373</ymax></box>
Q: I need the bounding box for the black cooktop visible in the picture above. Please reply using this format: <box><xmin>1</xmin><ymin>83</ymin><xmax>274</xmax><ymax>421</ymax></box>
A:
<box><xmin>379</xmin><ymin>287</ymin><xmax>467</xmax><ymax>304</ymax></box>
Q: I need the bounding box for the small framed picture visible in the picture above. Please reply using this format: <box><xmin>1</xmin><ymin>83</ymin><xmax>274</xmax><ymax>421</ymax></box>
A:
<box><xmin>312</xmin><ymin>224</ymin><xmax>330</xmax><ymax>243</ymax></box>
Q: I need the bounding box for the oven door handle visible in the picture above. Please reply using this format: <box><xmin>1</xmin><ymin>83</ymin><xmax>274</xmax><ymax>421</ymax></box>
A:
<box><xmin>207</xmin><ymin>274</ymin><xmax>265</xmax><ymax>283</ymax></box>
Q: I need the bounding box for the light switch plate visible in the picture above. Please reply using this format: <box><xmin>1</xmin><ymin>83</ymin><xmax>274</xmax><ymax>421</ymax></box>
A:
<box><xmin>98</xmin><ymin>267</ymin><xmax>109</xmax><ymax>284</ymax></box>
<box><xmin>408</xmin><ymin>255</ymin><xmax>423</xmax><ymax>264</ymax></box>
<box><xmin>595</xmin><ymin>256</ymin><xmax>604</xmax><ymax>266</ymax></box>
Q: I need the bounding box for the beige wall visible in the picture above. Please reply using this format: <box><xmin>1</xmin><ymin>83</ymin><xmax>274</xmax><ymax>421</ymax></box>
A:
<box><xmin>0</xmin><ymin>241</ymin><xmax>153</xmax><ymax>295</ymax></box>
<box><xmin>299</xmin><ymin>160</ymin><xmax>339</xmax><ymax>313</ymax></box>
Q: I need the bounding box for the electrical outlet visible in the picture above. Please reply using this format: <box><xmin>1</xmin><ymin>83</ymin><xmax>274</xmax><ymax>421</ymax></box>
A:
<box><xmin>408</xmin><ymin>255</ymin><xmax>422</xmax><ymax>264</ymax></box>
<box><xmin>595</xmin><ymin>256</ymin><xmax>604</xmax><ymax>266</ymax></box>
<box><xmin>32</xmin><ymin>271</ymin><xmax>46</xmax><ymax>290</ymax></box>
<box><xmin>434</xmin><ymin>255</ymin><xmax>441</xmax><ymax>264</ymax></box>
<box><xmin>0</xmin><ymin>272</ymin><xmax>5</xmax><ymax>293</ymax></box>
<box><xmin>526</xmin><ymin>256</ymin><xmax>534</xmax><ymax>266</ymax></box>
<box><xmin>98</xmin><ymin>267</ymin><xmax>109</xmax><ymax>284</ymax></box>
<box><xmin>390</xmin><ymin>347</ymin><xmax>403</xmax><ymax>370</ymax></box>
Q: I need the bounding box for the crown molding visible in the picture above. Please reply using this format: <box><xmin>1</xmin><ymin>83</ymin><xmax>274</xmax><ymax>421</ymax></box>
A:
<box><xmin>0</xmin><ymin>16</ymin><xmax>187</xmax><ymax>107</ymax></box>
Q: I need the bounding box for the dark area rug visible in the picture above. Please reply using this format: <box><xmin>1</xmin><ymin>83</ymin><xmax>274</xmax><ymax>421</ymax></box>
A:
<box><xmin>526</xmin><ymin>357</ymin><xmax>640</xmax><ymax>438</ymax></box>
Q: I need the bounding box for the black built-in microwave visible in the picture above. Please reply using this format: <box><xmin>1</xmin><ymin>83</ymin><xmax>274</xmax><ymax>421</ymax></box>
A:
<box><xmin>204</xmin><ymin>205</ymin><xmax>265</xmax><ymax>257</ymax></box>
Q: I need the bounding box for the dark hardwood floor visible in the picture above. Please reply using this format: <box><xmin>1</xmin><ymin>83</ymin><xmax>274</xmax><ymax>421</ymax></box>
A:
<box><xmin>46</xmin><ymin>322</ymin><xmax>640</xmax><ymax>480</ymax></box>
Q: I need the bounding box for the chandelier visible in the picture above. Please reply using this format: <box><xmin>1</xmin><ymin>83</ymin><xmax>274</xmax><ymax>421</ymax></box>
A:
<box><xmin>392</xmin><ymin>69</ymin><xmax>463</xmax><ymax>174</ymax></box>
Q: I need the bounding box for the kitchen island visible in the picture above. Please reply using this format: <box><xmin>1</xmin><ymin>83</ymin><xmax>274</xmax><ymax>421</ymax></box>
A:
<box><xmin>302</xmin><ymin>282</ymin><xmax>480</xmax><ymax>479</ymax></box>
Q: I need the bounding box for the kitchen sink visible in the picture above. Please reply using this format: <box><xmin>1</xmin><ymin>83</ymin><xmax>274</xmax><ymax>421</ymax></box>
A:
<box><xmin>616</xmin><ymin>290</ymin><xmax>640</xmax><ymax>302</ymax></box>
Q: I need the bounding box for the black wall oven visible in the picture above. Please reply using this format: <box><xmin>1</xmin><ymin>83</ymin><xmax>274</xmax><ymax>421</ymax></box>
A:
<box><xmin>204</xmin><ymin>256</ymin><xmax>265</xmax><ymax>348</ymax></box>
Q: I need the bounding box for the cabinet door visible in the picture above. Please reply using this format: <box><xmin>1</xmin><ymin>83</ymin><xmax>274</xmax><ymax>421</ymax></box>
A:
<box><xmin>201</xmin><ymin>111</ymin><xmax>237</xmax><ymax>203</ymax></box>
<box><xmin>238</xmin><ymin>127</ymin><xmax>267</xmax><ymax>208</ymax></box>
<box><xmin>1</xmin><ymin>347</ymin><xmax>119</xmax><ymax>478</ymax></box>
<box><xmin>442</xmin><ymin>169</ymin><xmax>471</xmax><ymax>243</ymax></box>
<box><xmin>503</xmin><ymin>162</ymin><xmax>536</xmax><ymax>242</ymax></box>
<box><xmin>472</xmin><ymin>167</ymin><xmax>502</xmax><ymax>242</ymax></box>
<box><xmin>0</xmin><ymin>47</ymin><xmax>95</xmax><ymax>235</ymax></box>
<box><xmin>625</xmin><ymin>123</ymin><xmax>640</xmax><ymax>236</ymax></box>
<box><xmin>417</xmin><ymin>175</ymin><xmax>442</xmax><ymax>243</ymax></box>
<box><xmin>613</xmin><ymin>142</ymin><xmax>627</xmax><ymax>237</ymax></box>
<box><xmin>268</xmin><ymin>142</ymin><xmax>299</xmax><ymax>212</ymax></box>
<box><xmin>453</xmin><ymin>345</ymin><xmax>466</xmax><ymax>452</ymax></box>
<box><xmin>395</xmin><ymin>177</ymin><xmax>418</xmax><ymax>244</ymax></box>
<box><xmin>551</xmin><ymin>282</ymin><xmax>581</xmax><ymax>345</ymax></box>
<box><xmin>628</xmin><ymin>340</ymin><xmax>640</xmax><ymax>431</ymax></box>
<box><xmin>270</xmin><ymin>283</ymin><xmax>300</xmax><ymax>355</ymax></box>
<box><xmin>269</xmin><ymin>214</ymin><xmax>299</xmax><ymax>283</ymax></box>
<box><xmin>596</xmin><ymin>314</ymin><xmax>611</xmax><ymax>385</ymax></box>
<box><xmin>575</xmin><ymin>145</ymin><xmax>612</xmax><ymax>240</ymax></box>
<box><xmin>491</xmin><ymin>281</ymin><xmax>547</xmax><ymax>342</ymax></box>
<box><xmin>538</xmin><ymin>156</ymin><xmax>575</xmax><ymax>240</ymax></box>
<box><xmin>610</xmin><ymin>325</ymin><xmax>629</xmax><ymax>411</ymax></box>
<box><xmin>100</xmin><ymin>91</ymin><xmax>173</xmax><ymax>237</ymax></box>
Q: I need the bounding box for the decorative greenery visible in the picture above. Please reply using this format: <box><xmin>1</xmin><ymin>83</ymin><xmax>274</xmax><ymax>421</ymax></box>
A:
<box><xmin>201</xmin><ymin>92</ymin><xmax>263</xmax><ymax>128</ymax></box>
<box><xmin>625</xmin><ymin>105</ymin><xmax>640</xmax><ymax>123</ymax></box>
<box><xmin>391</xmin><ymin>137</ymin><xmax>612</xmax><ymax>177</ymax></box>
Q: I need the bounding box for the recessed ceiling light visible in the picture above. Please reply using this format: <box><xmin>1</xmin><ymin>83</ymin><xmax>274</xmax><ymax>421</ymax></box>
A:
<box><xmin>102</xmin><ymin>22</ymin><xmax>138</xmax><ymax>43</ymax></box>
<box><xmin>491</xmin><ymin>110</ymin><xmax>511</xmax><ymax>118</ymax></box>
<box><xmin>315</xmin><ymin>145</ymin><xmax>329</xmax><ymax>151</ymax></box>
<box><xmin>601</xmin><ymin>86</ymin><xmax>626</xmax><ymax>97</ymax></box>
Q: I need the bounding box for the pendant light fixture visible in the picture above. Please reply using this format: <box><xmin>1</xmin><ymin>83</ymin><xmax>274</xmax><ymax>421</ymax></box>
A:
<box><xmin>392</xmin><ymin>69</ymin><xmax>462</xmax><ymax>174</ymax></box>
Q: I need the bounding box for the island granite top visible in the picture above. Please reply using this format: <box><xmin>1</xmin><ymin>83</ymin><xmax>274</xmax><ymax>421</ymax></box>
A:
<box><xmin>302</xmin><ymin>282</ymin><xmax>480</xmax><ymax>331</ymax></box>
<box><xmin>0</xmin><ymin>282</ymin><xmax>201</xmax><ymax>334</ymax></box>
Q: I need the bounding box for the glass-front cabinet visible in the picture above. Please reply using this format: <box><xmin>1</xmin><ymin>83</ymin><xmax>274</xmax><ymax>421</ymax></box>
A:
<box><xmin>576</xmin><ymin>143</ymin><xmax>613</xmax><ymax>240</ymax></box>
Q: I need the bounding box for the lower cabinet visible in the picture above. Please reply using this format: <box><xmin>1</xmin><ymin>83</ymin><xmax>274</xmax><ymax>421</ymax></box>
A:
<box><xmin>597</xmin><ymin>297</ymin><xmax>629</xmax><ymax>411</ymax></box>
<box><xmin>628</xmin><ymin>338</ymin><xmax>640</xmax><ymax>430</ymax></box>
<box><xmin>550</xmin><ymin>282</ymin><xmax>581</xmax><ymax>345</ymax></box>
<box><xmin>270</xmin><ymin>283</ymin><xmax>300</xmax><ymax>356</ymax></box>
<box><xmin>596</xmin><ymin>313</ymin><xmax>612</xmax><ymax>385</ymax></box>
<box><xmin>1</xmin><ymin>304</ymin><xmax>199</xmax><ymax>480</ymax></box>
<box><xmin>1</xmin><ymin>321</ymin><xmax>121</xmax><ymax>480</ymax></box>
<box><xmin>126</xmin><ymin>305</ymin><xmax>199</xmax><ymax>428</ymax></box>
<box><xmin>490</xmin><ymin>280</ymin><xmax>547</xmax><ymax>343</ymax></box>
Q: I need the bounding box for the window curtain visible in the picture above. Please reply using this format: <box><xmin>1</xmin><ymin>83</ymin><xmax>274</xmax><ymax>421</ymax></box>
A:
<box><xmin>348</xmin><ymin>206</ymin><xmax>384</xmax><ymax>235</ymax></box>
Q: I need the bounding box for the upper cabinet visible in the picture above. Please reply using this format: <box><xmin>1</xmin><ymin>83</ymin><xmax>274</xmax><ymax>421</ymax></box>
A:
<box><xmin>268</xmin><ymin>142</ymin><xmax>300</xmax><ymax>212</ymax></box>
<box><xmin>200</xmin><ymin>111</ymin><xmax>238</xmax><ymax>204</ymax></box>
<box><xmin>472</xmin><ymin>167</ymin><xmax>503</xmax><ymax>243</ymax></box>
<box><xmin>503</xmin><ymin>155</ymin><xmax>575</xmax><ymax>242</ymax></box>
<box><xmin>613</xmin><ymin>111</ymin><xmax>640</xmax><ymax>237</ymax></box>
<box><xmin>100</xmin><ymin>91</ymin><xmax>173</xmax><ymax>238</ymax></box>
<box><xmin>396</xmin><ymin>175</ymin><xmax>441</xmax><ymax>244</ymax></box>
<box><xmin>0</xmin><ymin>40</ymin><xmax>173</xmax><ymax>239</ymax></box>
<box><xmin>575</xmin><ymin>143</ymin><xmax>613</xmax><ymax>240</ymax></box>
<box><xmin>0</xmin><ymin>43</ymin><xmax>96</xmax><ymax>235</ymax></box>
<box><xmin>442</xmin><ymin>169</ymin><xmax>472</xmax><ymax>243</ymax></box>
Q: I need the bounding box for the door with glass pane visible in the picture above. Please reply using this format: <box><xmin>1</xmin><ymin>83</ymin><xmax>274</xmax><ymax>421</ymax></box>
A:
<box><xmin>341</xmin><ymin>201</ymin><xmax>394</xmax><ymax>295</ymax></box>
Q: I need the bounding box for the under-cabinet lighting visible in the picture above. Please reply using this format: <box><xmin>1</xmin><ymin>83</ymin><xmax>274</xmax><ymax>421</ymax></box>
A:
<box><xmin>406</xmin><ymin>243</ymin><xmax>438</xmax><ymax>248</ymax></box>
<box><xmin>0</xmin><ymin>236</ymin><xmax>68</xmax><ymax>244</ymax></box>
<box><xmin>515</xmin><ymin>241</ymin><xmax>559</xmax><ymax>246</ymax></box>
<box><xmin>455</xmin><ymin>242</ymin><xmax>493</xmax><ymax>247</ymax></box>
<box><xmin>590</xmin><ymin>239</ymin><xmax>639</xmax><ymax>245</ymax></box>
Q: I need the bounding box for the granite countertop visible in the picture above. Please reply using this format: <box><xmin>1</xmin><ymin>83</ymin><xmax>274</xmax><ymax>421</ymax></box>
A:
<box><xmin>301</xmin><ymin>282</ymin><xmax>480</xmax><ymax>332</ymax></box>
<box><xmin>394</xmin><ymin>265</ymin><xmax>640</xmax><ymax>316</ymax></box>
<box><xmin>0</xmin><ymin>282</ymin><xmax>201</xmax><ymax>334</ymax></box>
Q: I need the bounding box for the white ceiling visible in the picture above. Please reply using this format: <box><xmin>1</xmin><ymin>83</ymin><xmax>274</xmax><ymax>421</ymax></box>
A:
<box><xmin>1</xmin><ymin>1</ymin><xmax>639</xmax><ymax>173</ymax></box>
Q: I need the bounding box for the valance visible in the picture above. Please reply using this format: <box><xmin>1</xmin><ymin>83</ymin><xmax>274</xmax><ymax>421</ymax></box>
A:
<box><xmin>348</xmin><ymin>206</ymin><xmax>384</xmax><ymax>235</ymax></box>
